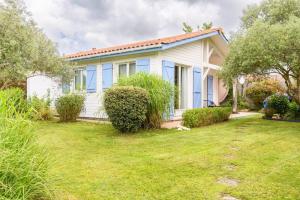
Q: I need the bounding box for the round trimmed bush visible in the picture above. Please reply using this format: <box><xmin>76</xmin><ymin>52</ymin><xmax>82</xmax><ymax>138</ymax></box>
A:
<box><xmin>267</xmin><ymin>94</ymin><xmax>289</xmax><ymax>116</ymax></box>
<box><xmin>55</xmin><ymin>94</ymin><xmax>85</xmax><ymax>122</ymax></box>
<box><xmin>104</xmin><ymin>86</ymin><xmax>149</xmax><ymax>133</ymax></box>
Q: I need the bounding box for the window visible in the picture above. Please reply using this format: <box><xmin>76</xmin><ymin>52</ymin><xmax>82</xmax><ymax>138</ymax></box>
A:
<box><xmin>119</xmin><ymin>64</ymin><xmax>127</xmax><ymax>78</ymax></box>
<box><xmin>118</xmin><ymin>62</ymin><xmax>136</xmax><ymax>77</ymax></box>
<box><xmin>129</xmin><ymin>62</ymin><xmax>136</xmax><ymax>75</ymax></box>
<box><xmin>74</xmin><ymin>68</ymin><xmax>86</xmax><ymax>91</ymax></box>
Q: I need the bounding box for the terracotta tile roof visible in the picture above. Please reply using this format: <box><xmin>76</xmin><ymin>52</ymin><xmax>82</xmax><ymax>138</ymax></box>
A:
<box><xmin>65</xmin><ymin>28</ymin><xmax>224</xmax><ymax>59</ymax></box>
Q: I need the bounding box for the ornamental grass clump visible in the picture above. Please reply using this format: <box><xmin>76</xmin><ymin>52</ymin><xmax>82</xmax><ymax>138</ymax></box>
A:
<box><xmin>0</xmin><ymin>88</ymin><xmax>52</xmax><ymax>200</ymax></box>
<box><xmin>118</xmin><ymin>73</ymin><xmax>174</xmax><ymax>129</ymax></box>
<box><xmin>104</xmin><ymin>86</ymin><xmax>149</xmax><ymax>133</ymax></box>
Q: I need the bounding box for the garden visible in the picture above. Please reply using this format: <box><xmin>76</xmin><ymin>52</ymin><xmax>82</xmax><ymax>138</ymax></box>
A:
<box><xmin>1</xmin><ymin>0</ymin><xmax>300</xmax><ymax>199</ymax></box>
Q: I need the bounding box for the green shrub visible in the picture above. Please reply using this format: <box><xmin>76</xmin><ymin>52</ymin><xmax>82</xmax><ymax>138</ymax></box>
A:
<box><xmin>28</xmin><ymin>96</ymin><xmax>53</xmax><ymax>120</ymax></box>
<box><xmin>263</xmin><ymin>108</ymin><xmax>276</xmax><ymax>119</ymax></box>
<box><xmin>183</xmin><ymin>107</ymin><xmax>232</xmax><ymax>128</ymax></box>
<box><xmin>55</xmin><ymin>94</ymin><xmax>85</xmax><ymax>122</ymax></box>
<box><xmin>284</xmin><ymin>101</ymin><xmax>300</xmax><ymax>120</ymax></box>
<box><xmin>0</xmin><ymin>89</ymin><xmax>52</xmax><ymax>199</ymax></box>
<box><xmin>246</xmin><ymin>79</ymin><xmax>283</xmax><ymax>109</ymax></box>
<box><xmin>118</xmin><ymin>73</ymin><xmax>174</xmax><ymax>129</ymax></box>
<box><xmin>0</xmin><ymin>88</ymin><xmax>28</xmax><ymax>117</ymax></box>
<box><xmin>268</xmin><ymin>94</ymin><xmax>289</xmax><ymax>117</ymax></box>
<box><xmin>104</xmin><ymin>86</ymin><xmax>149</xmax><ymax>133</ymax></box>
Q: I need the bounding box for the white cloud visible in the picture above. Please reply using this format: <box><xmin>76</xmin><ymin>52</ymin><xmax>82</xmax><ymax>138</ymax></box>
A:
<box><xmin>24</xmin><ymin>0</ymin><xmax>262</xmax><ymax>55</ymax></box>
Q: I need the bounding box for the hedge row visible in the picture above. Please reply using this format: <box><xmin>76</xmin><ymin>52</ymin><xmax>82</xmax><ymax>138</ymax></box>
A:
<box><xmin>182</xmin><ymin>107</ymin><xmax>232</xmax><ymax>128</ymax></box>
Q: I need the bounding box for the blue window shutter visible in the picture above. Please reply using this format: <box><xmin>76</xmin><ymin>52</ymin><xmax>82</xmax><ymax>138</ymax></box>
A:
<box><xmin>62</xmin><ymin>82</ymin><xmax>70</xmax><ymax>94</ymax></box>
<box><xmin>193</xmin><ymin>67</ymin><xmax>202</xmax><ymax>108</ymax></box>
<box><xmin>207</xmin><ymin>75</ymin><xmax>214</xmax><ymax>106</ymax></box>
<box><xmin>162</xmin><ymin>60</ymin><xmax>175</xmax><ymax>119</ymax></box>
<box><xmin>102</xmin><ymin>63</ymin><xmax>113</xmax><ymax>91</ymax></box>
<box><xmin>136</xmin><ymin>58</ymin><xmax>150</xmax><ymax>73</ymax></box>
<box><xmin>86</xmin><ymin>65</ymin><xmax>97</xmax><ymax>93</ymax></box>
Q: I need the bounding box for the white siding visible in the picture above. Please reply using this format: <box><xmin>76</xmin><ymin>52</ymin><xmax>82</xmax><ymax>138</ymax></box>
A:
<box><xmin>157</xmin><ymin>40</ymin><xmax>205</xmax><ymax>109</ymax></box>
<box><xmin>27</xmin><ymin>74</ymin><xmax>61</xmax><ymax>108</ymax></box>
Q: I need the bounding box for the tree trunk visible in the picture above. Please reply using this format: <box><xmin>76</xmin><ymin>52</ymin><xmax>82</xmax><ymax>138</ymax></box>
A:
<box><xmin>232</xmin><ymin>79</ymin><xmax>238</xmax><ymax>113</ymax></box>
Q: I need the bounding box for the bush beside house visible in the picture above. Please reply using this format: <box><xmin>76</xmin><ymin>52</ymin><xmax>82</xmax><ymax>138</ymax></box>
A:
<box><xmin>183</xmin><ymin>107</ymin><xmax>232</xmax><ymax>128</ymax></box>
<box><xmin>28</xmin><ymin>96</ymin><xmax>53</xmax><ymax>120</ymax></box>
<box><xmin>55</xmin><ymin>94</ymin><xmax>85</xmax><ymax>122</ymax></box>
<box><xmin>104</xmin><ymin>86</ymin><xmax>149</xmax><ymax>133</ymax></box>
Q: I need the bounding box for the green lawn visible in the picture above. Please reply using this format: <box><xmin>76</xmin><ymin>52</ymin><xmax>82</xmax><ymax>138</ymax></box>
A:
<box><xmin>36</xmin><ymin>115</ymin><xmax>300</xmax><ymax>200</ymax></box>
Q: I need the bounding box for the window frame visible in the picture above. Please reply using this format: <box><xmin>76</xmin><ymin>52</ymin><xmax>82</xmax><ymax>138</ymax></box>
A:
<box><xmin>74</xmin><ymin>68</ymin><xmax>87</xmax><ymax>91</ymax></box>
<box><xmin>118</xmin><ymin>61</ymin><xmax>136</xmax><ymax>78</ymax></box>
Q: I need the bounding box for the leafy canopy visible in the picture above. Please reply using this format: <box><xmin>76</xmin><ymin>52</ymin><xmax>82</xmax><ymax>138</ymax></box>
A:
<box><xmin>222</xmin><ymin>0</ymin><xmax>300</xmax><ymax>103</ymax></box>
<box><xmin>0</xmin><ymin>0</ymin><xmax>72</xmax><ymax>89</ymax></box>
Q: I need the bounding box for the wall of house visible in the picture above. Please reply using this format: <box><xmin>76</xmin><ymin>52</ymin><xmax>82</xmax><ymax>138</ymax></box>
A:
<box><xmin>69</xmin><ymin>52</ymin><xmax>159</xmax><ymax>118</ymax></box>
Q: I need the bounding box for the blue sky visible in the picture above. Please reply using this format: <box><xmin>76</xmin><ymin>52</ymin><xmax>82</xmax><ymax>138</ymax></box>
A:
<box><xmin>24</xmin><ymin>0</ymin><xmax>262</xmax><ymax>55</ymax></box>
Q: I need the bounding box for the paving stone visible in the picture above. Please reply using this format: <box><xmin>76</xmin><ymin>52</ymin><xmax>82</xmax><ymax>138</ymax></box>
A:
<box><xmin>223</xmin><ymin>164</ymin><xmax>236</xmax><ymax>171</ymax></box>
<box><xmin>217</xmin><ymin>177</ymin><xmax>239</xmax><ymax>186</ymax></box>
<box><xmin>221</xmin><ymin>194</ymin><xmax>239</xmax><ymax>200</ymax></box>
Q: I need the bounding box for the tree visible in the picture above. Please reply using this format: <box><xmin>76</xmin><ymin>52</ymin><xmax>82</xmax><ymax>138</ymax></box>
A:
<box><xmin>222</xmin><ymin>0</ymin><xmax>300</xmax><ymax>104</ymax></box>
<box><xmin>182</xmin><ymin>22</ymin><xmax>193</xmax><ymax>33</ymax></box>
<box><xmin>202</xmin><ymin>22</ymin><xmax>213</xmax><ymax>30</ymax></box>
<box><xmin>182</xmin><ymin>22</ymin><xmax>213</xmax><ymax>33</ymax></box>
<box><xmin>0</xmin><ymin>0</ymin><xmax>72</xmax><ymax>89</ymax></box>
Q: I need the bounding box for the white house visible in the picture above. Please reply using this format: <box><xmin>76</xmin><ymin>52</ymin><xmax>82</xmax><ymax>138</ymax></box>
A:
<box><xmin>27</xmin><ymin>28</ymin><xmax>229</xmax><ymax>119</ymax></box>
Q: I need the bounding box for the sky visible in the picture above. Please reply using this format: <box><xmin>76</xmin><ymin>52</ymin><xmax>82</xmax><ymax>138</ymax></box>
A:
<box><xmin>23</xmin><ymin>0</ymin><xmax>262</xmax><ymax>55</ymax></box>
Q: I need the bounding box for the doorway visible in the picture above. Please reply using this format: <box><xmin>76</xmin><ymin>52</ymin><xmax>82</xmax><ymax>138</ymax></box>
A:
<box><xmin>175</xmin><ymin>65</ymin><xmax>188</xmax><ymax>109</ymax></box>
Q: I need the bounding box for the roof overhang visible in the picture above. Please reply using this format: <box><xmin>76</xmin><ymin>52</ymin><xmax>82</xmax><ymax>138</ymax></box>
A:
<box><xmin>67</xmin><ymin>30</ymin><xmax>228</xmax><ymax>62</ymax></box>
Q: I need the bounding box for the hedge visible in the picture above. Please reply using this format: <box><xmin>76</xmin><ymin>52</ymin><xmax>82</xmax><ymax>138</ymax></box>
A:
<box><xmin>104</xmin><ymin>86</ymin><xmax>149</xmax><ymax>133</ymax></box>
<box><xmin>182</xmin><ymin>107</ymin><xmax>232</xmax><ymax>128</ymax></box>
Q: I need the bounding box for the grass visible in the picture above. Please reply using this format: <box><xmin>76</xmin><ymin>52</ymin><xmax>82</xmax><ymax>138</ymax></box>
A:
<box><xmin>35</xmin><ymin>115</ymin><xmax>300</xmax><ymax>200</ymax></box>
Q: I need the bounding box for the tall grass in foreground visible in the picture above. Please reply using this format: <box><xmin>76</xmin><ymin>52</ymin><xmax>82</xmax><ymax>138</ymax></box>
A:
<box><xmin>0</xmin><ymin>88</ymin><xmax>52</xmax><ymax>200</ymax></box>
<box><xmin>118</xmin><ymin>73</ymin><xmax>174</xmax><ymax>128</ymax></box>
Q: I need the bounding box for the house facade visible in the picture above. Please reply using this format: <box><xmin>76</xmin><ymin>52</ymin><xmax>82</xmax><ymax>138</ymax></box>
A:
<box><xmin>27</xmin><ymin>28</ymin><xmax>229</xmax><ymax>119</ymax></box>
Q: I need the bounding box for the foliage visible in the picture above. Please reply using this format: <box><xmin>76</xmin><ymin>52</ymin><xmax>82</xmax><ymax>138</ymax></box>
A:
<box><xmin>246</xmin><ymin>79</ymin><xmax>284</xmax><ymax>108</ymax></box>
<box><xmin>202</xmin><ymin>22</ymin><xmax>213</xmax><ymax>30</ymax></box>
<box><xmin>28</xmin><ymin>96</ymin><xmax>53</xmax><ymax>120</ymax></box>
<box><xmin>118</xmin><ymin>73</ymin><xmax>174</xmax><ymax>129</ymax></box>
<box><xmin>0</xmin><ymin>0</ymin><xmax>72</xmax><ymax>89</ymax></box>
<box><xmin>182</xmin><ymin>22</ymin><xmax>193</xmax><ymax>33</ymax></box>
<box><xmin>263</xmin><ymin>108</ymin><xmax>276</xmax><ymax>119</ymax></box>
<box><xmin>0</xmin><ymin>89</ymin><xmax>52</xmax><ymax>199</ymax></box>
<box><xmin>182</xmin><ymin>22</ymin><xmax>213</xmax><ymax>33</ymax></box>
<box><xmin>222</xmin><ymin>0</ymin><xmax>300</xmax><ymax>104</ymax></box>
<box><xmin>182</xmin><ymin>107</ymin><xmax>232</xmax><ymax>128</ymax></box>
<box><xmin>55</xmin><ymin>94</ymin><xmax>85</xmax><ymax>122</ymax></box>
<box><xmin>104</xmin><ymin>86</ymin><xmax>149</xmax><ymax>133</ymax></box>
<box><xmin>284</xmin><ymin>101</ymin><xmax>300</xmax><ymax>120</ymax></box>
<box><xmin>267</xmin><ymin>94</ymin><xmax>290</xmax><ymax>116</ymax></box>
<box><xmin>0</xmin><ymin>87</ymin><xmax>28</xmax><ymax>116</ymax></box>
